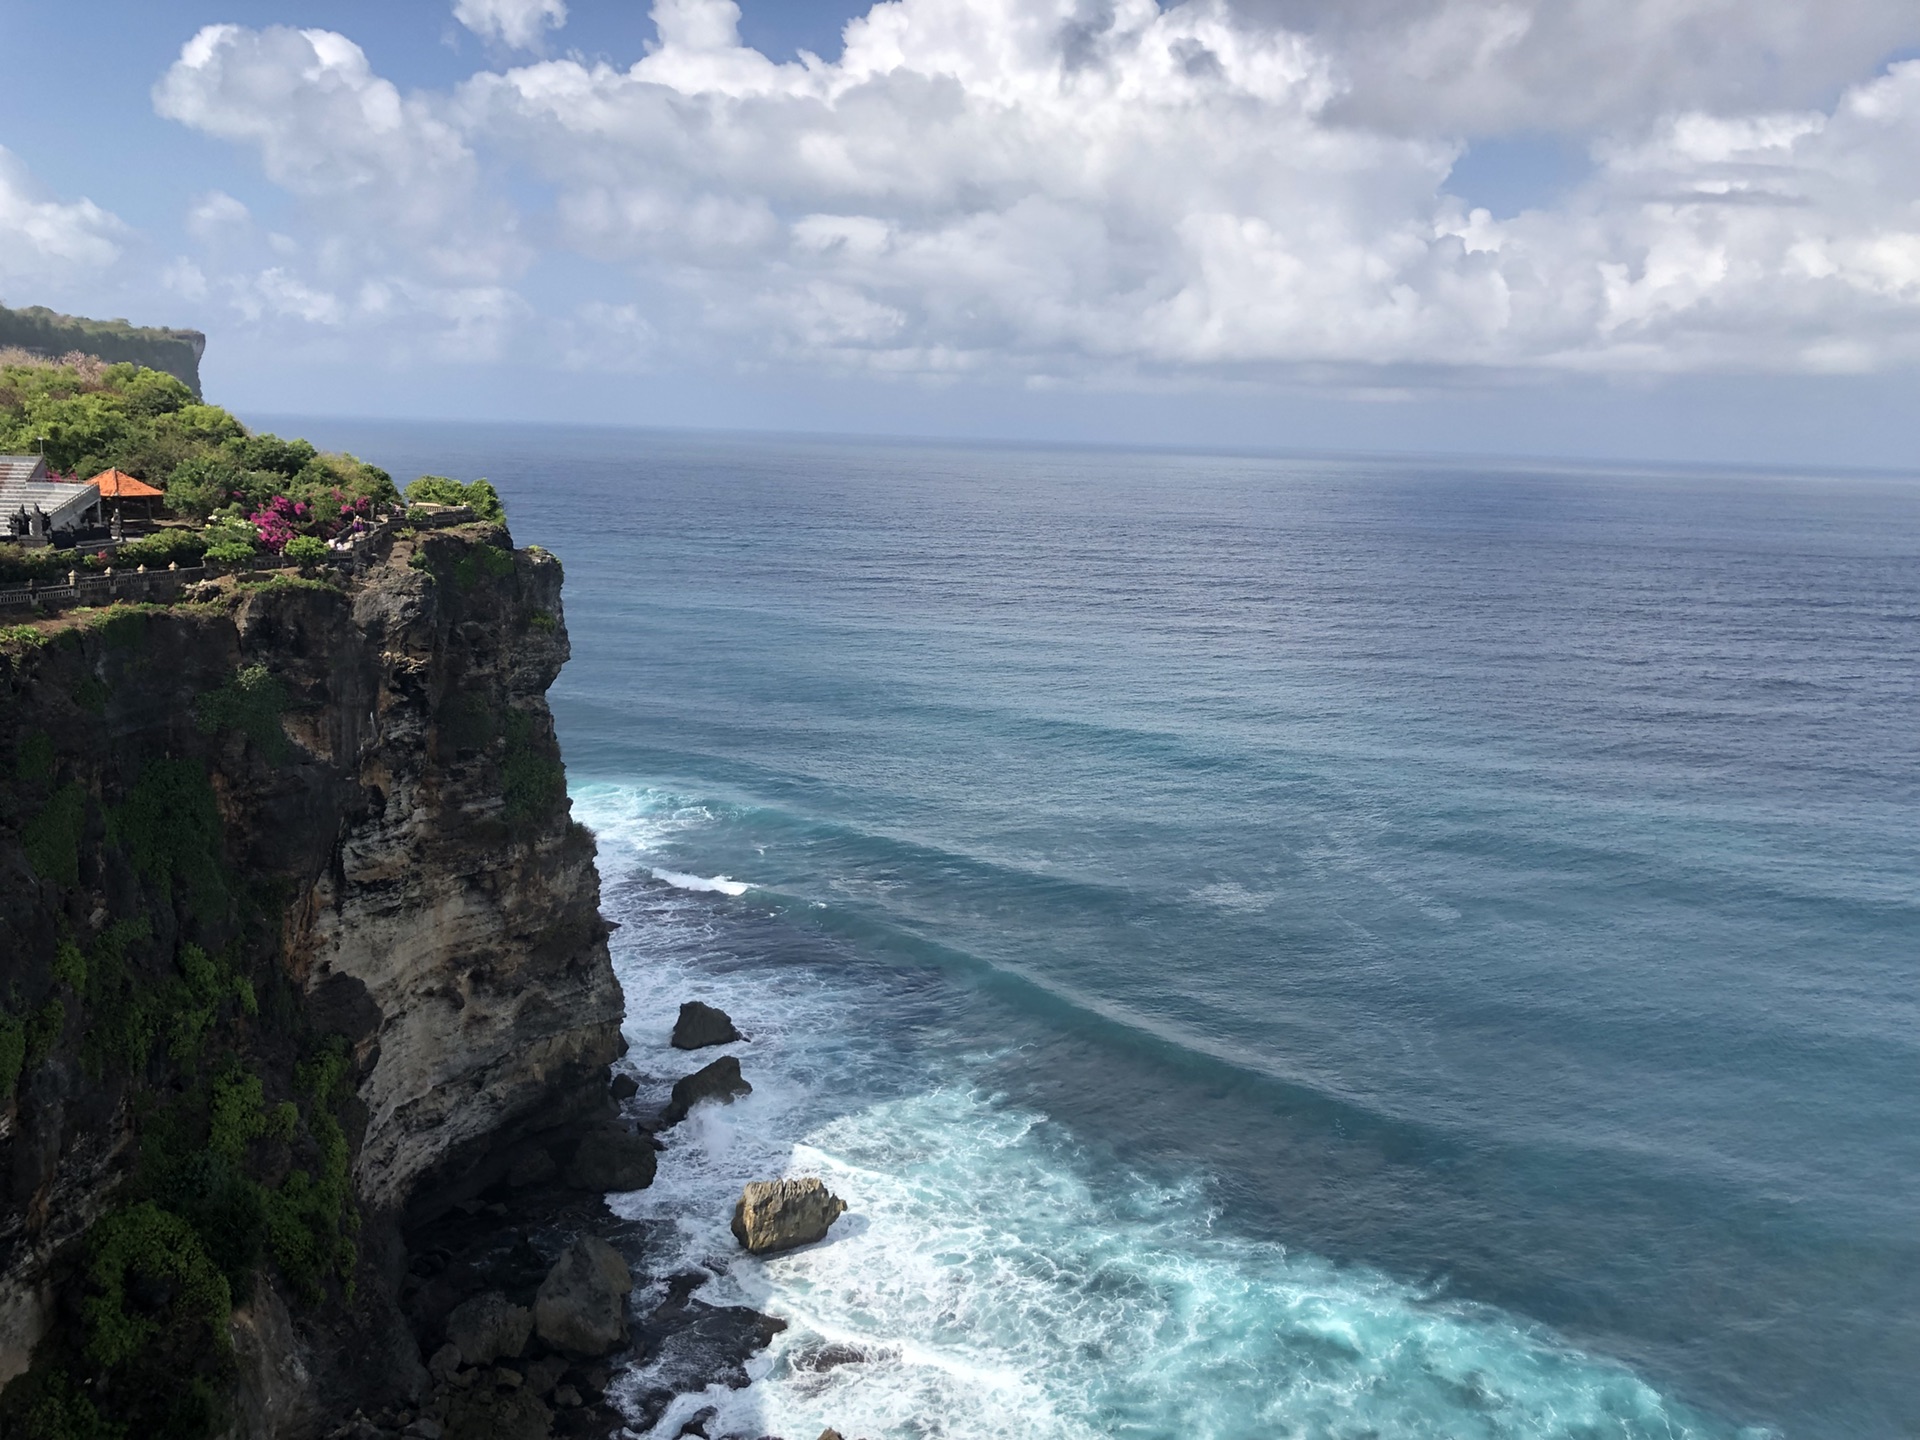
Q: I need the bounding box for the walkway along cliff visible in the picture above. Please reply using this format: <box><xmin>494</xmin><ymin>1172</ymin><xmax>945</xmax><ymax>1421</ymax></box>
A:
<box><xmin>0</xmin><ymin>519</ymin><xmax>629</xmax><ymax>1436</ymax></box>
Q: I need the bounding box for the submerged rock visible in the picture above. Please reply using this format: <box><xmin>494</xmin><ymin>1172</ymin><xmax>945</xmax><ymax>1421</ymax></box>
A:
<box><xmin>627</xmin><ymin>1295</ymin><xmax>787</xmax><ymax>1430</ymax></box>
<box><xmin>671</xmin><ymin>1001</ymin><xmax>742</xmax><ymax>1050</ymax></box>
<box><xmin>445</xmin><ymin>1292</ymin><xmax>532</xmax><ymax>1368</ymax></box>
<box><xmin>730</xmin><ymin>1178</ymin><xmax>847</xmax><ymax>1255</ymax></box>
<box><xmin>534</xmin><ymin>1238</ymin><xmax>633</xmax><ymax>1356</ymax></box>
<box><xmin>563</xmin><ymin>1123</ymin><xmax>657</xmax><ymax>1192</ymax></box>
<box><xmin>663</xmin><ymin>1056</ymin><xmax>752</xmax><ymax>1125</ymax></box>
<box><xmin>791</xmin><ymin>1343</ymin><xmax>879</xmax><ymax>1373</ymax></box>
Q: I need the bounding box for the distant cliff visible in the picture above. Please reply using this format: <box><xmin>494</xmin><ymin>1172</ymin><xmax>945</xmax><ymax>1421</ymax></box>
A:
<box><xmin>0</xmin><ymin>524</ymin><xmax>624</xmax><ymax>1436</ymax></box>
<box><xmin>0</xmin><ymin>304</ymin><xmax>206</xmax><ymax>396</ymax></box>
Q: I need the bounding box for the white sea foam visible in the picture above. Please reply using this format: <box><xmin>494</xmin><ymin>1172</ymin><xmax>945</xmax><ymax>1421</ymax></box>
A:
<box><xmin>650</xmin><ymin>867</ymin><xmax>750</xmax><ymax>896</ymax></box>
<box><xmin>579</xmin><ymin>783</ymin><xmax>1762</xmax><ymax>1440</ymax></box>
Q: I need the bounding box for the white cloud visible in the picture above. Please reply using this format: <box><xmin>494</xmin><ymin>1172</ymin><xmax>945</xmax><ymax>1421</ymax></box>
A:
<box><xmin>0</xmin><ymin>146</ymin><xmax>126</xmax><ymax>293</ymax></box>
<box><xmin>451</xmin><ymin>0</ymin><xmax>1920</xmax><ymax>377</ymax></box>
<box><xmin>1234</xmin><ymin>0</ymin><xmax>1920</xmax><ymax>134</ymax></box>
<box><xmin>186</xmin><ymin>190</ymin><xmax>252</xmax><ymax>243</ymax></box>
<box><xmin>454</xmin><ymin>0</ymin><xmax>568</xmax><ymax>51</ymax></box>
<box><xmin>155</xmin><ymin>25</ymin><xmax>521</xmax><ymax>281</ymax></box>
<box><xmin>151</xmin><ymin>0</ymin><xmax>1920</xmax><ymax>384</ymax></box>
<box><xmin>152</xmin><ymin>24</ymin><xmax>531</xmax><ymax>361</ymax></box>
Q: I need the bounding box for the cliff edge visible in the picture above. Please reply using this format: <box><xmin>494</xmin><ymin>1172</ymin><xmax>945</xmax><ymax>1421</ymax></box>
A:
<box><xmin>0</xmin><ymin>304</ymin><xmax>206</xmax><ymax>396</ymax></box>
<box><xmin>0</xmin><ymin>522</ymin><xmax>624</xmax><ymax>1436</ymax></box>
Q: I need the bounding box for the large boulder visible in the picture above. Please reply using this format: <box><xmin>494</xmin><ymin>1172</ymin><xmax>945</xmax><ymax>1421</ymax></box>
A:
<box><xmin>730</xmin><ymin>1178</ymin><xmax>847</xmax><ymax>1256</ymax></box>
<box><xmin>671</xmin><ymin>1001</ymin><xmax>742</xmax><ymax>1050</ymax></box>
<box><xmin>662</xmin><ymin>1056</ymin><xmax>751</xmax><ymax>1126</ymax></box>
<box><xmin>445</xmin><ymin>1291</ymin><xmax>532</xmax><ymax>1367</ymax></box>
<box><xmin>534</xmin><ymin>1238</ymin><xmax>634</xmax><ymax>1356</ymax></box>
<box><xmin>564</xmin><ymin>1123</ymin><xmax>658</xmax><ymax>1192</ymax></box>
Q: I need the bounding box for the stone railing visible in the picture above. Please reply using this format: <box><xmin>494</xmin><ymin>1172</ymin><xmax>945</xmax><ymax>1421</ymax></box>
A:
<box><xmin>0</xmin><ymin>561</ymin><xmax>210</xmax><ymax>612</ymax></box>
<box><xmin>0</xmin><ymin>517</ymin><xmax>405</xmax><ymax>614</ymax></box>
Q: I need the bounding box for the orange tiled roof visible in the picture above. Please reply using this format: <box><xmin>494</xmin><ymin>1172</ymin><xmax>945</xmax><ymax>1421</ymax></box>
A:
<box><xmin>88</xmin><ymin>469</ymin><xmax>165</xmax><ymax>499</ymax></box>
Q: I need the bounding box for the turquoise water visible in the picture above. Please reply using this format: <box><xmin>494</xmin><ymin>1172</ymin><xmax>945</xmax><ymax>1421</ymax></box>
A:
<box><xmin>289</xmin><ymin>422</ymin><xmax>1920</xmax><ymax>1438</ymax></box>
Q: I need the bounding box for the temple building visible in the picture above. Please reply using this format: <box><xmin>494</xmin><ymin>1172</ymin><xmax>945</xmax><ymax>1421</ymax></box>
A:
<box><xmin>0</xmin><ymin>455</ymin><xmax>105</xmax><ymax>542</ymax></box>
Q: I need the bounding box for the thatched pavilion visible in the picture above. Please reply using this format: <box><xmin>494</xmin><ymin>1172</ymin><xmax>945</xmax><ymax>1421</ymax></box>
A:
<box><xmin>88</xmin><ymin>469</ymin><xmax>165</xmax><ymax>523</ymax></box>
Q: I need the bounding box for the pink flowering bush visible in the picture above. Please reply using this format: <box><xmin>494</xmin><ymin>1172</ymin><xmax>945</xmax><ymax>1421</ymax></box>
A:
<box><xmin>248</xmin><ymin>495</ymin><xmax>301</xmax><ymax>553</ymax></box>
<box><xmin>242</xmin><ymin>489</ymin><xmax>380</xmax><ymax>554</ymax></box>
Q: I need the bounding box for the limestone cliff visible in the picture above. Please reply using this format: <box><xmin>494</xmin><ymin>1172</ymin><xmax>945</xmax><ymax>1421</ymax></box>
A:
<box><xmin>0</xmin><ymin>304</ymin><xmax>206</xmax><ymax>396</ymax></box>
<box><xmin>0</xmin><ymin>522</ymin><xmax>624</xmax><ymax>1437</ymax></box>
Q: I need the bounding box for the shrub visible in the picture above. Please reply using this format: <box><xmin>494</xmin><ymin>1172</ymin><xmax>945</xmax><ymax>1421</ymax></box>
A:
<box><xmin>282</xmin><ymin>535</ymin><xmax>328</xmax><ymax>564</ymax></box>
<box><xmin>110</xmin><ymin>759</ymin><xmax>228</xmax><ymax>916</ymax></box>
<box><xmin>203</xmin><ymin>540</ymin><xmax>255</xmax><ymax>567</ymax></box>
<box><xmin>405</xmin><ymin>475</ymin><xmax>505</xmax><ymax>523</ymax></box>
<box><xmin>195</xmin><ymin>665</ymin><xmax>289</xmax><ymax>763</ymax></box>
<box><xmin>83</xmin><ymin>1202</ymin><xmax>231</xmax><ymax>1369</ymax></box>
<box><xmin>0</xmin><ymin>623</ymin><xmax>48</xmax><ymax>648</ymax></box>
<box><xmin>23</xmin><ymin>782</ymin><xmax>87</xmax><ymax>886</ymax></box>
<box><xmin>501</xmin><ymin>711</ymin><xmax>566</xmax><ymax>824</ymax></box>
<box><xmin>113</xmin><ymin>529</ymin><xmax>207</xmax><ymax>569</ymax></box>
<box><xmin>452</xmin><ymin>544</ymin><xmax>514</xmax><ymax>591</ymax></box>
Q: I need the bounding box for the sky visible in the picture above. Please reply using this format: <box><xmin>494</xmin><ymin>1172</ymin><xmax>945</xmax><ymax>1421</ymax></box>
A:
<box><xmin>4</xmin><ymin>0</ymin><xmax>1920</xmax><ymax>466</ymax></box>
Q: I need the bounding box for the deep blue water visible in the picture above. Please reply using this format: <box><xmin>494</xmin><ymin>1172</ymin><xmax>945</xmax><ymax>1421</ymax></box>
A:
<box><xmin>284</xmin><ymin>421</ymin><xmax>1920</xmax><ymax>1439</ymax></box>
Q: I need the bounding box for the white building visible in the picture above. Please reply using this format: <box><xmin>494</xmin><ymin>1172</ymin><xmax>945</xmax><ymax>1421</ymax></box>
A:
<box><xmin>0</xmin><ymin>456</ymin><xmax>103</xmax><ymax>541</ymax></box>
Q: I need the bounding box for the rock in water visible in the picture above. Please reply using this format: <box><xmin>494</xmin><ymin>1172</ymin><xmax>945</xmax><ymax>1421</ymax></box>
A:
<box><xmin>445</xmin><ymin>1291</ymin><xmax>533</xmax><ymax>1367</ymax></box>
<box><xmin>534</xmin><ymin>1238</ymin><xmax>634</xmax><ymax>1356</ymax></box>
<box><xmin>564</xmin><ymin>1123</ymin><xmax>658</xmax><ymax>1191</ymax></box>
<box><xmin>609</xmin><ymin>1072</ymin><xmax>640</xmax><ymax>1100</ymax></box>
<box><xmin>671</xmin><ymin>1001</ymin><xmax>742</xmax><ymax>1050</ymax></box>
<box><xmin>731</xmin><ymin>1178</ymin><xmax>847</xmax><ymax>1255</ymax></box>
<box><xmin>663</xmin><ymin>1056</ymin><xmax>752</xmax><ymax>1125</ymax></box>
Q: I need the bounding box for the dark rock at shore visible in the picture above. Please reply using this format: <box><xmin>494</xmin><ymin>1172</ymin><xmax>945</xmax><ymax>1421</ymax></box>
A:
<box><xmin>731</xmin><ymin>1178</ymin><xmax>846</xmax><ymax>1255</ymax></box>
<box><xmin>445</xmin><ymin>1292</ymin><xmax>533</xmax><ymax>1367</ymax></box>
<box><xmin>563</xmin><ymin>1122</ymin><xmax>658</xmax><ymax>1192</ymax></box>
<box><xmin>664</xmin><ymin>1055</ymin><xmax>752</xmax><ymax>1125</ymax></box>
<box><xmin>627</xmin><ymin>1290</ymin><xmax>787</xmax><ymax>1432</ymax></box>
<box><xmin>791</xmin><ymin>1342</ymin><xmax>880</xmax><ymax>1373</ymax></box>
<box><xmin>507</xmin><ymin>1147</ymin><xmax>557</xmax><ymax>1188</ymax></box>
<box><xmin>610</xmin><ymin>1072</ymin><xmax>641</xmax><ymax>1100</ymax></box>
<box><xmin>534</xmin><ymin>1237</ymin><xmax>634</xmax><ymax>1356</ymax></box>
<box><xmin>672</xmin><ymin>1001</ymin><xmax>743</xmax><ymax>1050</ymax></box>
<box><xmin>439</xmin><ymin>1374</ymin><xmax>554</xmax><ymax>1440</ymax></box>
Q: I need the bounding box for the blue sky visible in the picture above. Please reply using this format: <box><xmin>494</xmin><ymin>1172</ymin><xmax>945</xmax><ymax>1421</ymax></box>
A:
<box><xmin>5</xmin><ymin>0</ymin><xmax>1920</xmax><ymax>467</ymax></box>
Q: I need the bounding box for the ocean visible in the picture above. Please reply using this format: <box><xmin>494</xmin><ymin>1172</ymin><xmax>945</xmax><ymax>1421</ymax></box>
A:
<box><xmin>279</xmin><ymin>421</ymin><xmax>1920</xmax><ymax>1440</ymax></box>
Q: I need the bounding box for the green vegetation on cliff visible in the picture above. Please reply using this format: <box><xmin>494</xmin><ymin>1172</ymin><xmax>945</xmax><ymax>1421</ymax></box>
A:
<box><xmin>0</xmin><ymin>642</ymin><xmax>363</xmax><ymax>1440</ymax></box>
<box><xmin>0</xmin><ymin>304</ymin><xmax>204</xmax><ymax>395</ymax></box>
<box><xmin>0</xmin><ymin>355</ymin><xmax>394</xmax><ymax>531</ymax></box>
<box><xmin>403</xmin><ymin>475</ymin><xmax>505</xmax><ymax>523</ymax></box>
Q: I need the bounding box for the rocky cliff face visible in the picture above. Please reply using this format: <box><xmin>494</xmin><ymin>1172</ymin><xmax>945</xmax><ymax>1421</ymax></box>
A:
<box><xmin>0</xmin><ymin>522</ymin><xmax>624</xmax><ymax>1437</ymax></box>
<box><xmin>0</xmin><ymin>303</ymin><xmax>207</xmax><ymax>395</ymax></box>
